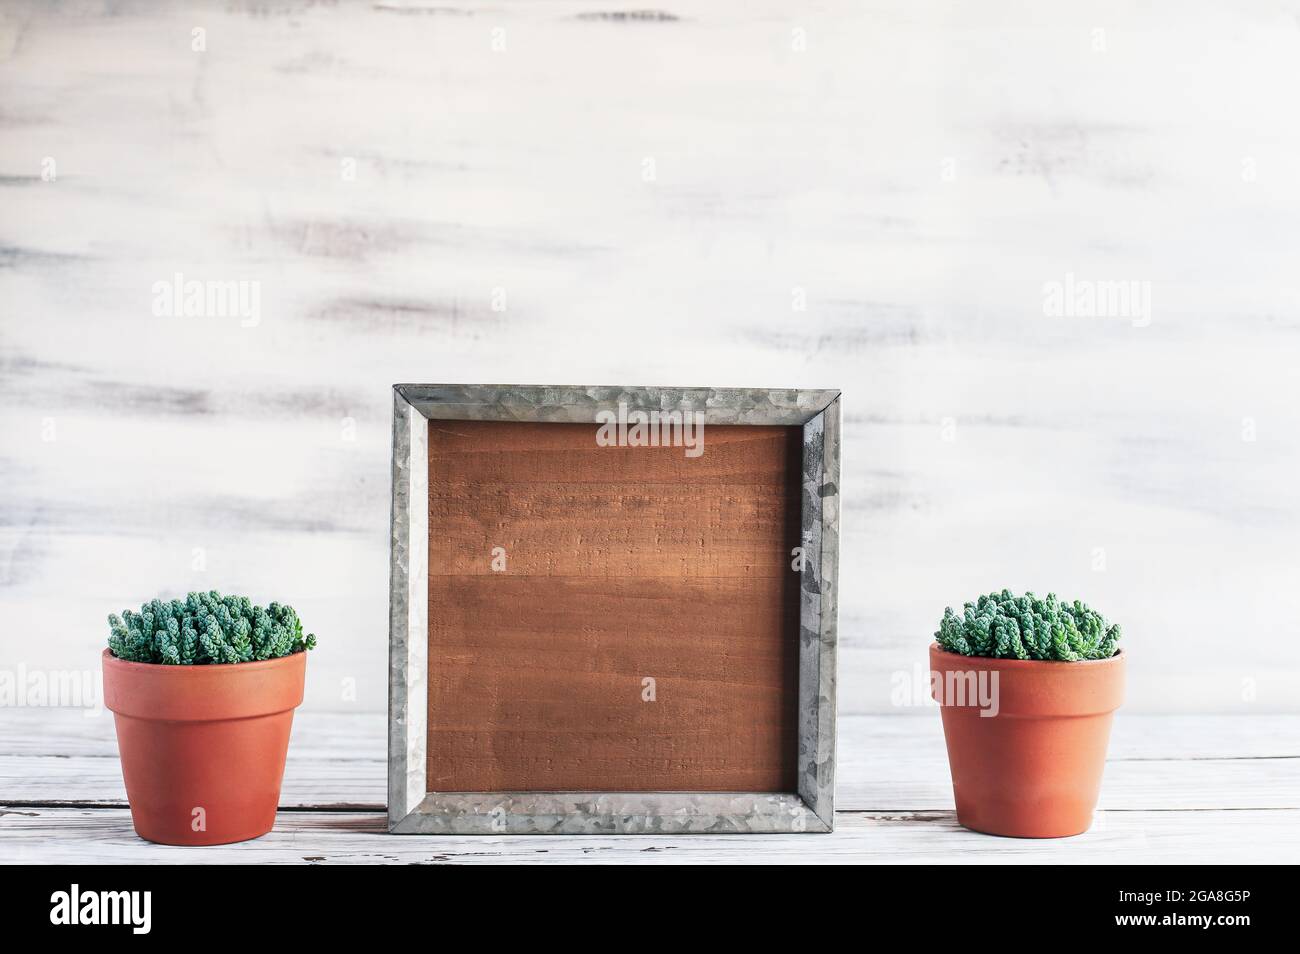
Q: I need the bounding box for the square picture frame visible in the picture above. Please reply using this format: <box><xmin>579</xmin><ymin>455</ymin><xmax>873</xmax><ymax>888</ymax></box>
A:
<box><xmin>388</xmin><ymin>384</ymin><xmax>840</xmax><ymax>834</ymax></box>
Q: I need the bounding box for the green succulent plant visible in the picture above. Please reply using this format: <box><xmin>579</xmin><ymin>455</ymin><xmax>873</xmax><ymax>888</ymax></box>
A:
<box><xmin>108</xmin><ymin>591</ymin><xmax>316</xmax><ymax>665</ymax></box>
<box><xmin>935</xmin><ymin>589</ymin><xmax>1120</xmax><ymax>661</ymax></box>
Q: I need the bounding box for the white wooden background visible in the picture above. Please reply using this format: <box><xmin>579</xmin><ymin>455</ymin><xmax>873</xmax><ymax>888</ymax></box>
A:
<box><xmin>2</xmin><ymin>0</ymin><xmax>1299</xmax><ymax>719</ymax></box>
<box><xmin>5</xmin><ymin>709</ymin><xmax>1298</xmax><ymax>862</ymax></box>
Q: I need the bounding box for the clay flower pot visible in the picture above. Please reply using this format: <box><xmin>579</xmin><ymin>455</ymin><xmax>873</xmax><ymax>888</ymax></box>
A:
<box><xmin>102</xmin><ymin>648</ymin><xmax>306</xmax><ymax>846</ymax></box>
<box><xmin>929</xmin><ymin>643</ymin><xmax>1124</xmax><ymax>838</ymax></box>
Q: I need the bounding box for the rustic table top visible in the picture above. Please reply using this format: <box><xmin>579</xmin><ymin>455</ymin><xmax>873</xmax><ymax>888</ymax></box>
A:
<box><xmin>3</xmin><ymin>710</ymin><xmax>1295</xmax><ymax>863</ymax></box>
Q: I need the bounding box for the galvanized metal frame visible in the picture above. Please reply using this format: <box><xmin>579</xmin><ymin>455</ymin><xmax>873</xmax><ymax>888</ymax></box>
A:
<box><xmin>389</xmin><ymin>385</ymin><xmax>840</xmax><ymax>834</ymax></box>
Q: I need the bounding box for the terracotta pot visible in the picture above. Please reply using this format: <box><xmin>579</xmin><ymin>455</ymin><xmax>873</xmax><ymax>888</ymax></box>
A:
<box><xmin>929</xmin><ymin>643</ymin><xmax>1124</xmax><ymax>838</ymax></box>
<box><xmin>102</xmin><ymin>648</ymin><xmax>306</xmax><ymax>846</ymax></box>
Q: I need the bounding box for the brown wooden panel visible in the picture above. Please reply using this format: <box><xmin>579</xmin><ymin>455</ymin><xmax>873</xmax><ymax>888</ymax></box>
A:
<box><xmin>426</xmin><ymin>420</ymin><xmax>802</xmax><ymax>793</ymax></box>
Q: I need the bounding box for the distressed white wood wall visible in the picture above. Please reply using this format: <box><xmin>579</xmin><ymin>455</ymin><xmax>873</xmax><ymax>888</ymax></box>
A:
<box><xmin>2</xmin><ymin>0</ymin><xmax>1297</xmax><ymax>715</ymax></box>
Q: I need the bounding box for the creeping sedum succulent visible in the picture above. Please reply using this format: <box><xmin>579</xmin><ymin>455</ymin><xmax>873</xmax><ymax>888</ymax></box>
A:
<box><xmin>935</xmin><ymin>589</ymin><xmax>1120</xmax><ymax>661</ymax></box>
<box><xmin>108</xmin><ymin>591</ymin><xmax>316</xmax><ymax>665</ymax></box>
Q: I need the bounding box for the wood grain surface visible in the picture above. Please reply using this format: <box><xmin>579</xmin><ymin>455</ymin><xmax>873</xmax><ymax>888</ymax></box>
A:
<box><xmin>5</xmin><ymin>710</ymin><xmax>1298</xmax><ymax>863</ymax></box>
<box><xmin>425</xmin><ymin>421</ymin><xmax>802</xmax><ymax>792</ymax></box>
<box><xmin>3</xmin><ymin>1</ymin><xmax>1299</xmax><ymax>716</ymax></box>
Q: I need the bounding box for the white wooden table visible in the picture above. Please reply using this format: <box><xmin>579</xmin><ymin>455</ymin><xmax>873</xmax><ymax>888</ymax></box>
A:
<box><xmin>3</xmin><ymin>710</ymin><xmax>1295</xmax><ymax>863</ymax></box>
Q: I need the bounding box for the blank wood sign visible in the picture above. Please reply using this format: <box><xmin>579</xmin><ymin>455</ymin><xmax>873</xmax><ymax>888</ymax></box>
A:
<box><xmin>389</xmin><ymin>385</ymin><xmax>840</xmax><ymax>834</ymax></box>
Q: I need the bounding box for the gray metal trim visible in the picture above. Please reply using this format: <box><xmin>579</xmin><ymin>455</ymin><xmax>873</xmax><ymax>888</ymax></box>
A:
<box><xmin>797</xmin><ymin>398</ymin><xmax>839</xmax><ymax>828</ymax></box>
<box><xmin>395</xmin><ymin>383</ymin><xmax>837</xmax><ymax>426</ymax></box>
<box><xmin>392</xmin><ymin>792</ymin><xmax>829</xmax><ymax>835</ymax></box>
<box><xmin>388</xmin><ymin>384</ymin><xmax>840</xmax><ymax>834</ymax></box>
<box><xmin>388</xmin><ymin>389</ymin><xmax>428</xmax><ymax>824</ymax></box>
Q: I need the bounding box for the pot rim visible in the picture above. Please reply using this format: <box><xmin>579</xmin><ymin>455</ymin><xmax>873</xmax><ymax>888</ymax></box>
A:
<box><xmin>100</xmin><ymin>646</ymin><xmax>307</xmax><ymax>673</ymax></box>
<box><xmin>101</xmin><ymin>647</ymin><xmax>307</xmax><ymax>720</ymax></box>
<box><xmin>929</xmin><ymin>642</ymin><xmax>1124</xmax><ymax>669</ymax></box>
